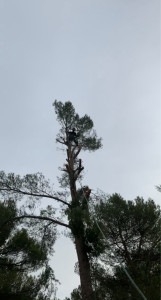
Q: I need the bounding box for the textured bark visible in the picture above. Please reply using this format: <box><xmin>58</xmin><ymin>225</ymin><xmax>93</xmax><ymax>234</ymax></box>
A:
<box><xmin>74</xmin><ymin>236</ymin><xmax>94</xmax><ymax>300</ymax></box>
<box><xmin>66</xmin><ymin>139</ymin><xmax>94</xmax><ymax>300</ymax></box>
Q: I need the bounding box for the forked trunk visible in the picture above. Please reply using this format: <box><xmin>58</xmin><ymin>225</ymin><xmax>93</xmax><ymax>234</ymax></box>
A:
<box><xmin>74</xmin><ymin>235</ymin><xmax>94</xmax><ymax>300</ymax></box>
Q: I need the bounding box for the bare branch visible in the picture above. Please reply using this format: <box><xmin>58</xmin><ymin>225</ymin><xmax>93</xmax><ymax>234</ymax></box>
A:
<box><xmin>73</xmin><ymin>146</ymin><xmax>82</xmax><ymax>159</ymax></box>
<box><xmin>0</xmin><ymin>187</ymin><xmax>70</xmax><ymax>207</ymax></box>
<box><xmin>1</xmin><ymin>215</ymin><xmax>70</xmax><ymax>229</ymax></box>
<box><xmin>56</xmin><ymin>138</ymin><xmax>67</xmax><ymax>145</ymax></box>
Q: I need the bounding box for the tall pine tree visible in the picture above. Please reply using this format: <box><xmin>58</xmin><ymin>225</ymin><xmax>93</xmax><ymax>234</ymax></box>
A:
<box><xmin>0</xmin><ymin>100</ymin><xmax>103</xmax><ymax>300</ymax></box>
<box><xmin>53</xmin><ymin>100</ymin><xmax>103</xmax><ymax>300</ymax></box>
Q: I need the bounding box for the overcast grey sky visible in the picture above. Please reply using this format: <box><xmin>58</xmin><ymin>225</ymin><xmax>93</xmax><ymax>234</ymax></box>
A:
<box><xmin>0</xmin><ymin>1</ymin><xmax>160</xmax><ymax>299</ymax></box>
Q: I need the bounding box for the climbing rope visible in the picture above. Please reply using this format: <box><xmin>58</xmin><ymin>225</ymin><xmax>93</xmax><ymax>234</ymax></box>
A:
<box><xmin>79</xmin><ymin>180</ymin><xmax>147</xmax><ymax>300</ymax></box>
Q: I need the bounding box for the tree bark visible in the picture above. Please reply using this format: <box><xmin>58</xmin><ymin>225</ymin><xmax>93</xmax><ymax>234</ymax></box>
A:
<box><xmin>66</xmin><ymin>141</ymin><xmax>94</xmax><ymax>300</ymax></box>
<box><xmin>74</xmin><ymin>235</ymin><xmax>94</xmax><ymax>300</ymax></box>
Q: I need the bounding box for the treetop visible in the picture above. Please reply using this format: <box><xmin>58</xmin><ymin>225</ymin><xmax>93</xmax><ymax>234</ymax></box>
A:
<box><xmin>53</xmin><ymin>100</ymin><xmax>102</xmax><ymax>151</ymax></box>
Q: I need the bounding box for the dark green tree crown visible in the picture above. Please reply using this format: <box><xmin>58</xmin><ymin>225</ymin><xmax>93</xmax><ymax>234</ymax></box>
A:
<box><xmin>53</xmin><ymin>100</ymin><xmax>102</xmax><ymax>151</ymax></box>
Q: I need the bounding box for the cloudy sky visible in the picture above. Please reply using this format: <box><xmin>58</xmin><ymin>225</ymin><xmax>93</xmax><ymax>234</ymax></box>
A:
<box><xmin>0</xmin><ymin>1</ymin><xmax>160</xmax><ymax>299</ymax></box>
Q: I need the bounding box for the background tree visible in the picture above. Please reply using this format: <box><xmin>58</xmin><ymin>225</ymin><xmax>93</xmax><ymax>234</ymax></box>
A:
<box><xmin>64</xmin><ymin>287</ymin><xmax>82</xmax><ymax>300</ymax></box>
<box><xmin>0</xmin><ymin>198</ymin><xmax>58</xmax><ymax>300</ymax></box>
<box><xmin>66</xmin><ymin>194</ymin><xmax>160</xmax><ymax>300</ymax></box>
<box><xmin>0</xmin><ymin>101</ymin><xmax>103</xmax><ymax>300</ymax></box>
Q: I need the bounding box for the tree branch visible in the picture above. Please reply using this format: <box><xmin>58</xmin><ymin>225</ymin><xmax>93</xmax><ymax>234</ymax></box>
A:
<box><xmin>0</xmin><ymin>187</ymin><xmax>70</xmax><ymax>207</ymax></box>
<box><xmin>56</xmin><ymin>138</ymin><xmax>67</xmax><ymax>145</ymax></box>
<box><xmin>73</xmin><ymin>146</ymin><xmax>82</xmax><ymax>159</ymax></box>
<box><xmin>1</xmin><ymin>215</ymin><xmax>70</xmax><ymax>229</ymax></box>
<box><xmin>118</xmin><ymin>225</ymin><xmax>132</xmax><ymax>264</ymax></box>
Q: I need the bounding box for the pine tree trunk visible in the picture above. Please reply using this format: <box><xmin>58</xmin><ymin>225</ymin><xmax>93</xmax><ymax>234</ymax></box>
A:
<box><xmin>74</xmin><ymin>235</ymin><xmax>94</xmax><ymax>300</ymax></box>
<box><xmin>66</xmin><ymin>143</ymin><xmax>94</xmax><ymax>300</ymax></box>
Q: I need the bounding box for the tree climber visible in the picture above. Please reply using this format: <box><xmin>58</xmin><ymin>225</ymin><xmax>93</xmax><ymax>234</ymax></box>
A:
<box><xmin>68</xmin><ymin>128</ymin><xmax>79</xmax><ymax>146</ymax></box>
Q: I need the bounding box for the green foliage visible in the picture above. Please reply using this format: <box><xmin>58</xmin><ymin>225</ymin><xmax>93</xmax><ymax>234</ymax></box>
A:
<box><xmin>68</xmin><ymin>194</ymin><xmax>160</xmax><ymax>299</ymax></box>
<box><xmin>66</xmin><ymin>188</ymin><xmax>89</xmax><ymax>236</ymax></box>
<box><xmin>7</xmin><ymin>228</ymin><xmax>47</xmax><ymax>266</ymax></box>
<box><xmin>66</xmin><ymin>188</ymin><xmax>105</xmax><ymax>257</ymax></box>
<box><xmin>93</xmin><ymin>194</ymin><xmax>161</xmax><ymax>299</ymax></box>
<box><xmin>156</xmin><ymin>184</ymin><xmax>161</xmax><ymax>192</ymax></box>
<box><xmin>53</xmin><ymin>100</ymin><xmax>102</xmax><ymax>151</ymax></box>
<box><xmin>96</xmin><ymin>194</ymin><xmax>160</xmax><ymax>254</ymax></box>
<box><xmin>68</xmin><ymin>206</ymin><xmax>85</xmax><ymax>236</ymax></box>
<box><xmin>84</xmin><ymin>222</ymin><xmax>105</xmax><ymax>257</ymax></box>
<box><xmin>91</xmin><ymin>260</ymin><xmax>160</xmax><ymax>300</ymax></box>
<box><xmin>0</xmin><ymin>199</ymin><xmax>57</xmax><ymax>299</ymax></box>
<box><xmin>0</xmin><ymin>267</ymin><xmax>56</xmax><ymax>300</ymax></box>
<box><xmin>0</xmin><ymin>171</ymin><xmax>53</xmax><ymax>203</ymax></box>
<box><xmin>64</xmin><ymin>287</ymin><xmax>82</xmax><ymax>300</ymax></box>
<box><xmin>0</xmin><ymin>199</ymin><xmax>17</xmax><ymax>246</ymax></box>
<box><xmin>53</xmin><ymin>101</ymin><xmax>76</xmax><ymax>127</ymax></box>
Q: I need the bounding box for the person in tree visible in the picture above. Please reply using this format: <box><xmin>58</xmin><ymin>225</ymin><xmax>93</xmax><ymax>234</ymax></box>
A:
<box><xmin>68</xmin><ymin>128</ymin><xmax>79</xmax><ymax>146</ymax></box>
